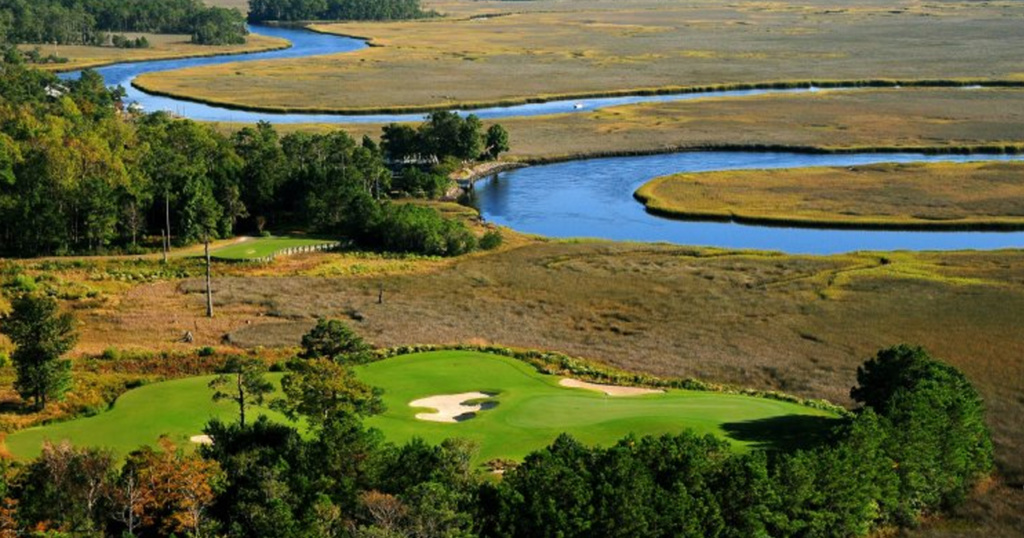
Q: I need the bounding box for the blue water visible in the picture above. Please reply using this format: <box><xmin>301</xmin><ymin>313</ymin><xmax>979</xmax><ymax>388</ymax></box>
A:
<box><xmin>65</xmin><ymin>25</ymin><xmax>1024</xmax><ymax>253</ymax></box>
<box><xmin>474</xmin><ymin>152</ymin><xmax>1024</xmax><ymax>254</ymax></box>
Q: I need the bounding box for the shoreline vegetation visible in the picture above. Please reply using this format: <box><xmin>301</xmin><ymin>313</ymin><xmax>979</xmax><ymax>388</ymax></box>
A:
<box><xmin>130</xmin><ymin>77</ymin><xmax>1024</xmax><ymax>116</ymax></box>
<box><xmin>633</xmin><ymin>161</ymin><xmax>1024</xmax><ymax>231</ymax></box>
<box><xmin>34</xmin><ymin>33</ymin><xmax>292</xmax><ymax>73</ymax></box>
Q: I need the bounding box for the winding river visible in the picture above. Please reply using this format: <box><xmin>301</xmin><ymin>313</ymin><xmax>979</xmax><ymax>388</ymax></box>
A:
<box><xmin>70</xmin><ymin>25</ymin><xmax>1024</xmax><ymax>254</ymax></box>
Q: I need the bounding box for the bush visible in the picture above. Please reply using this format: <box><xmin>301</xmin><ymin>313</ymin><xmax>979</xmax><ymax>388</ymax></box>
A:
<box><xmin>198</xmin><ymin>346</ymin><xmax>216</xmax><ymax>357</ymax></box>
<box><xmin>370</xmin><ymin>204</ymin><xmax>477</xmax><ymax>256</ymax></box>
<box><xmin>5</xmin><ymin>274</ymin><xmax>37</xmax><ymax>293</ymax></box>
<box><xmin>479</xmin><ymin>230</ymin><xmax>503</xmax><ymax>250</ymax></box>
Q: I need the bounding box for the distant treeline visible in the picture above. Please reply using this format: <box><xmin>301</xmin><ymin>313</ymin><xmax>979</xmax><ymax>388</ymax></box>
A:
<box><xmin>247</xmin><ymin>0</ymin><xmax>434</xmax><ymax>23</ymax></box>
<box><xmin>0</xmin><ymin>0</ymin><xmax>247</xmax><ymax>46</ymax></box>
<box><xmin>0</xmin><ymin>55</ymin><xmax>507</xmax><ymax>258</ymax></box>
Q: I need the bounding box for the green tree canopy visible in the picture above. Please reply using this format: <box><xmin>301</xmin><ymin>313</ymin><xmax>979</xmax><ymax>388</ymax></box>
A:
<box><xmin>0</xmin><ymin>294</ymin><xmax>77</xmax><ymax>409</ymax></box>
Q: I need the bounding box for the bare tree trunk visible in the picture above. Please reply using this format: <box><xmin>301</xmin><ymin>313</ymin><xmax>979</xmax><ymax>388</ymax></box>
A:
<box><xmin>162</xmin><ymin>228</ymin><xmax>168</xmax><ymax>264</ymax></box>
<box><xmin>164</xmin><ymin>191</ymin><xmax>171</xmax><ymax>262</ymax></box>
<box><xmin>205</xmin><ymin>232</ymin><xmax>213</xmax><ymax>319</ymax></box>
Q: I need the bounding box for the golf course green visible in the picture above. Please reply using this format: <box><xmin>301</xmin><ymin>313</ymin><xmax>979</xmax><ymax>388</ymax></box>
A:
<box><xmin>4</xmin><ymin>351</ymin><xmax>839</xmax><ymax>463</ymax></box>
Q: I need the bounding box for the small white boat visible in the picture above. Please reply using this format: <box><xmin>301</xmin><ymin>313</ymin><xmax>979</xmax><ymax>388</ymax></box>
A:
<box><xmin>573</xmin><ymin>103</ymin><xmax>585</xmax><ymax>109</ymax></box>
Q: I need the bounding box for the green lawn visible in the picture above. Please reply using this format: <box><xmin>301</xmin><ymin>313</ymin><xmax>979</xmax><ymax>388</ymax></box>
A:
<box><xmin>4</xmin><ymin>351</ymin><xmax>839</xmax><ymax>463</ymax></box>
<box><xmin>4</xmin><ymin>375</ymin><xmax>290</xmax><ymax>460</ymax></box>
<box><xmin>209</xmin><ymin>236</ymin><xmax>338</xmax><ymax>261</ymax></box>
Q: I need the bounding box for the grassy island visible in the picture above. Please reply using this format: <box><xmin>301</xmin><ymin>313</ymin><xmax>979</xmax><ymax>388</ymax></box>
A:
<box><xmin>635</xmin><ymin>161</ymin><xmax>1024</xmax><ymax>230</ymax></box>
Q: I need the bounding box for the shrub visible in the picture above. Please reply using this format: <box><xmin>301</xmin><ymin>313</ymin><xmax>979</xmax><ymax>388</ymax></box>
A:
<box><xmin>479</xmin><ymin>230</ymin><xmax>503</xmax><ymax>250</ymax></box>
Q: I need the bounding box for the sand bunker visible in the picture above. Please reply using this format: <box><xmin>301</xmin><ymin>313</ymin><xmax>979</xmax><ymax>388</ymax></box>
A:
<box><xmin>410</xmin><ymin>392</ymin><xmax>495</xmax><ymax>423</ymax></box>
<box><xmin>190</xmin><ymin>434</ymin><xmax>213</xmax><ymax>445</ymax></box>
<box><xmin>559</xmin><ymin>378</ymin><xmax>663</xmax><ymax>396</ymax></box>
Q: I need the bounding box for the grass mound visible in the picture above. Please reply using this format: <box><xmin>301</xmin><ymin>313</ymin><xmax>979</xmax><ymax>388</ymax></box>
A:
<box><xmin>3</xmin><ymin>351</ymin><xmax>838</xmax><ymax>463</ymax></box>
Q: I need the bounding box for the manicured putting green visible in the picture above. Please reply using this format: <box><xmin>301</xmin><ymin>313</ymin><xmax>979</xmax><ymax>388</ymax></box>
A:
<box><xmin>355</xmin><ymin>351</ymin><xmax>837</xmax><ymax>462</ymax></box>
<box><xmin>209</xmin><ymin>236</ymin><xmax>336</xmax><ymax>261</ymax></box>
<box><xmin>4</xmin><ymin>375</ymin><xmax>289</xmax><ymax>460</ymax></box>
<box><xmin>4</xmin><ymin>351</ymin><xmax>838</xmax><ymax>463</ymax></box>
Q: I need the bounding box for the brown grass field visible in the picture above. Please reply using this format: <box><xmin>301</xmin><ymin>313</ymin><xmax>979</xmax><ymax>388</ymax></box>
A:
<box><xmin>212</xmin><ymin>88</ymin><xmax>1024</xmax><ymax>161</ymax></box>
<box><xmin>634</xmin><ymin>161</ymin><xmax>1024</xmax><ymax>230</ymax></box>
<box><xmin>133</xmin><ymin>0</ymin><xmax>1024</xmax><ymax>112</ymax></box>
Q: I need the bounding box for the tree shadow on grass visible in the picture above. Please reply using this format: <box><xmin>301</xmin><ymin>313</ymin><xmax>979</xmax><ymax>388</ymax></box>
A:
<box><xmin>722</xmin><ymin>415</ymin><xmax>844</xmax><ymax>452</ymax></box>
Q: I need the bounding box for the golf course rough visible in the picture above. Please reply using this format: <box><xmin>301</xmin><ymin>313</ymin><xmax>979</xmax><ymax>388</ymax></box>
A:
<box><xmin>4</xmin><ymin>351</ymin><xmax>839</xmax><ymax>463</ymax></box>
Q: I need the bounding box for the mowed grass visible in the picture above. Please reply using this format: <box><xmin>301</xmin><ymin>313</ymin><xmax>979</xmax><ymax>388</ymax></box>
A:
<box><xmin>634</xmin><ymin>161</ymin><xmax>1024</xmax><ymax>230</ymax></box>
<box><xmin>356</xmin><ymin>351</ymin><xmax>837</xmax><ymax>462</ymax></box>
<box><xmin>2</xmin><ymin>351</ymin><xmax>837</xmax><ymax>464</ymax></box>
<box><xmin>3</xmin><ymin>374</ymin><xmax>290</xmax><ymax>460</ymax></box>
<box><xmin>24</xmin><ymin>33</ymin><xmax>289</xmax><ymax>72</ymax></box>
<box><xmin>133</xmin><ymin>0</ymin><xmax>1024</xmax><ymax>112</ymax></box>
<box><xmin>210</xmin><ymin>236</ymin><xmax>337</xmax><ymax>261</ymax></box>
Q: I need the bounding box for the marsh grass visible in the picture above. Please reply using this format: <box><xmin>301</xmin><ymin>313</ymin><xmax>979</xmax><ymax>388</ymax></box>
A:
<box><xmin>217</xmin><ymin>88</ymin><xmax>1024</xmax><ymax>161</ymax></box>
<box><xmin>133</xmin><ymin>0</ymin><xmax>1024</xmax><ymax>111</ymax></box>
<box><xmin>634</xmin><ymin>162</ymin><xmax>1024</xmax><ymax>230</ymax></box>
<box><xmin>25</xmin><ymin>33</ymin><xmax>289</xmax><ymax>72</ymax></box>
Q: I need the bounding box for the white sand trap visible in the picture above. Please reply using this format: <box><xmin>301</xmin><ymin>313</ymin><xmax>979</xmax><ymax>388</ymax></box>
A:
<box><xmin>410</xmin><ymin>392</ymin><xmax>494</xmax><ymax>423</ymax></box>
<box><xmin>560</xmin><ymin>378</ymin><xmax>663</xmax><ymax>396</ymax></box>
<box><xmin>190</xmin><ymin>434</ymin><xmax>213</xmax><ymax>445</ymax></box>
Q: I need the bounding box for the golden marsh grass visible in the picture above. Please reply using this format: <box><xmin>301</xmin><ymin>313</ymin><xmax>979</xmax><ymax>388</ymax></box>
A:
<box><xmin>634</xmin><ymin>161</ymin><xmax>1024</xmax><ymax>230</ymax></box>
<box><xmin>134</xmin><ymin>0</ymin><xmax>1024</xmax><ymax>111</ymax></box>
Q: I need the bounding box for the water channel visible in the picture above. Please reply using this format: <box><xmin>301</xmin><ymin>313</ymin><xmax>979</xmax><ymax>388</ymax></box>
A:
<box><xmin>69</xmin><ymin>25</ymin><xmax>1023</xmax><ymax>253</ymax></box>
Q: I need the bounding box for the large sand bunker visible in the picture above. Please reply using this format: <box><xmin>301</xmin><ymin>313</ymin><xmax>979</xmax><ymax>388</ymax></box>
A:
<box><xmin>410</xmin><ymin>392</ymin><xmax>496</xmax><ymax>423</ymax></box>
<box><xmin>559</xmin><ymin>378</ymin><xmax>663</xmax><ymax>396</ymax></box>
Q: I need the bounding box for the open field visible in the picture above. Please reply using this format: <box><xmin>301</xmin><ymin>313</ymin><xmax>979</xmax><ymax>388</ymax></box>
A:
<box><xmin>2</xmin><ymin>350</ymin><xmax>837</xmax><ymax>464</ymax></box>
<box><xmin>221</xmin><ymin>88</ymin><xmax>1024</xmax><ymax>161</ymax></box>
<box><xmin>133</xmin><ymin>0</ymin><xmax>1024</xmax><ymax>112</ymax></box>
<box><xmin>209</xmin><ymin>236</ymin><xmax>339</xmax><ymax>261</ymax></box>
<box><xmin>23</xmin><ymin>33</ymin><xmax>289</xmax><ymax>72</ymax></box>
<box><xmin>3</xmin><ymin>374</ymin><xmax>290</xmax><ymax>460</ymax></box>
<box><xmin>634</xmin><ymin>161</ymin><xmax>1024</xmax><ymax>230</ymax></box>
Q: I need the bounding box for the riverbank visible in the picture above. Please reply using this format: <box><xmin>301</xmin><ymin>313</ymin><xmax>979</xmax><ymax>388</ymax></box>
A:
<box><xmin>633</xmin><ymin>161</ymin><xmax>1024</xmax><ymax>231</ymax></box>
<box><xmin>231</xmin><ymin>88</ymin><xmax>1024</xmax><ymax>164</ymax></box>
<box><xmin>31</xmin><ymin>33</ymin><xmax>291</xmax><ymax>73</ymax></box>
<box><xmin>130</xmin><ymin>76</ymin><xmax>1024</xmax><ymax>116</ymax></box>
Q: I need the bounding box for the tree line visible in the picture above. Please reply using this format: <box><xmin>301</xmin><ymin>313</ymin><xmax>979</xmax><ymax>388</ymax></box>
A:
<box><xmin>0</xmin><ymin>57</ymin><xmax>509</xmax><ymax>258</ymax></box>
<box><xmin>247</xmin><ymin>0</ymin><xmax>434</xmax><ymax>23</ymax></box>
<box><xmin>0</xmin><ymin>0</ymin><xmax>247</xmax><ymax>47</ymax></box>
<box><xmin>0</xmin><ymin>303</ymin><xmax>996</xmax><ymax>537</ymax></box>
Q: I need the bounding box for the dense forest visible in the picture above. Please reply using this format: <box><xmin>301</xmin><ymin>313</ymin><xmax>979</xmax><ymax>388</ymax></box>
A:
<box><xmin>247</xmin><ymin>0</ymin><xmax>434</xmax><ymax>23</ymax></box>
<box><xmin>0</xmin><ymin>54</ymin><xmax>508</xmax><ymax>258</ymax></box>
<box><xmin>0</xmin><ymin>331</ymin><xmax>994</xmax><ymax>537</ymax></box>
<box><xmin>0</xmin><ymin>0</ymin><xmax>247</xmax><ymax>46</ymax></box>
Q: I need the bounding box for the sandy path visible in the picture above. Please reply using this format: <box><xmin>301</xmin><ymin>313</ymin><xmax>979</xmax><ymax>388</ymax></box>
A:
<box><xmin>559</xmin><ymin>378</ymin><xmax>663</xmax><ymax>396</ymax></box>
<box><xmin>410</xmin><ymin>392</ymin><xmax>493</xmax><ymax>423</ymax></box>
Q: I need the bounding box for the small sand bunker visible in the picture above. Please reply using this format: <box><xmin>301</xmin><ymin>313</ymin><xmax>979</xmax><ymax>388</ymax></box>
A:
<box><xmin>190</xmin><ymin>434</ymin><xmax>213</xmax><ymax>445</ymax></box>
<box><xmin>560</xmin><ymin>378</ymin><xmax>663</xmax><ymax>396</ymax></box>
<box><xmin>410</xmin><ymin>392</ymin><xmax>495</xmax><ymax>423</ymax></box>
